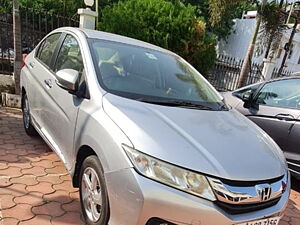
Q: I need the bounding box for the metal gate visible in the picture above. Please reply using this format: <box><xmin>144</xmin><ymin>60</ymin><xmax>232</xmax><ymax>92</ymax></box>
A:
<box><xmin>0</xmin><ymin>7</ymin><xmax>79</xmax><ymax>75</ymax></box>
<box><xmin>0</xmin><ymin>12</ymin><xmax>13</xmax><ymax>75</ymax></box>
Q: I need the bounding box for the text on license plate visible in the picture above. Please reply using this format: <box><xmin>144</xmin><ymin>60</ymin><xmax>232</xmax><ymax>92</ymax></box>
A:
<box><xmin>237</xmin><ymin>216</ymin><xmax>281</xmax><ymax>225</ymax></box>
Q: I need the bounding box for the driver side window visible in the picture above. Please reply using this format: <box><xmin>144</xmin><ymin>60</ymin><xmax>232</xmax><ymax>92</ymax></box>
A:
<box><xmin>255</xmin><ymin>79</ymin><xmax>300</xmax><ymax>109</ymax></box>
<box><xmin>54</xmin><ymin>34</ymin><xmax>84</xmax><ymax>73</ymax></box>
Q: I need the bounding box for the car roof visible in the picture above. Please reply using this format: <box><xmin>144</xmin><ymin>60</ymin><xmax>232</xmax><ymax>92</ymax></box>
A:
<box><xmin>54</xmin><ymin>27</ymin><xmax>174</xmax><ymax>55</ymax></box>
<box><xmin>270</xmin><ymin>75</ymin><xmax>300</xmax><ymax>82</ymax></box>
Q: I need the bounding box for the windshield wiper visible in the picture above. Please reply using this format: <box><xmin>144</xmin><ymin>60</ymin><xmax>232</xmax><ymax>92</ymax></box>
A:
<box><xmin>218</xmin><ymin>103</ymin><xmax>230</xmax><ymax>111</ymax></box>
<box><xmin>136</xmin><ymin>98</ymin><xmax>215</xmax><ymax>110</ymax></box>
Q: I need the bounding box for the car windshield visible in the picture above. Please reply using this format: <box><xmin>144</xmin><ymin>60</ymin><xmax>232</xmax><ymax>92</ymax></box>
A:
<box><xmin>89</xmin><ymin>39</ymin><xmax>226</xmax><ymax>110</ymax></box>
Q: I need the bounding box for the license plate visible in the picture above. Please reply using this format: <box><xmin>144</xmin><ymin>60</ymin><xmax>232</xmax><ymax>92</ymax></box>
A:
<box><xmin>237</xmin><ymin>216</ymin><xmax>281</xmax><ymax>225</ymax></box>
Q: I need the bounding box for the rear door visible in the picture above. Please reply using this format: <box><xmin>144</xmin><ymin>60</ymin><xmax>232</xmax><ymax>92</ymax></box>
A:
<box><xmin>237</xmin><ymin>78</ymin><xmax>300</xmax><ymax>151</ymax></box>
<box><xmin>41</xmin><ymin>33</ymin><xmax>86</xmax><ymax>170</ymax></box>
<box><xmin>26</xmin><ymin>33</ymin><xmax>62</xmax><ymax>129</ymax></box>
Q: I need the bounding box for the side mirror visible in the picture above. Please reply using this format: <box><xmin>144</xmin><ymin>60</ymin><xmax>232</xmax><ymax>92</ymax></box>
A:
<box><xmin>56</xmin><ymin>69</ymin><xmax>79</xmax><ymax>94</ymax></box>
<box><xmin>241</xmin><ymin>92</ymin><xmax>251</xmax><ymax>102</ymax></box>
<box><xmin>242</xmin><ymin>92</ymin><xmax>259</xmax><ymax>110</ymax></box>
<box><xmin>242</xmin><ymin>92</ymin><xmax>253</xmax><ymax>109</ymax></box>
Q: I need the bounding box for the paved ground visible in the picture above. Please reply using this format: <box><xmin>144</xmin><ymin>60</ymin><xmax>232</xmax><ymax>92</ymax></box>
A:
<box><xmin>0</xmin><ymin>107</ymin><xmax>300</xmax><ymax>225</ymax></box>
<box><xmin>0</xmin><ymin>108</ymin><xmax>84</xmax><ymax>224</ymax></box>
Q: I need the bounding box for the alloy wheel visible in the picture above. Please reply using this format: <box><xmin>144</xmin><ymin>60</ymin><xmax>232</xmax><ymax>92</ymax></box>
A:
<box><xmin>81</xmin><ymin>167</ymin><xmax>103</xmax><ymax>222</ymax></box>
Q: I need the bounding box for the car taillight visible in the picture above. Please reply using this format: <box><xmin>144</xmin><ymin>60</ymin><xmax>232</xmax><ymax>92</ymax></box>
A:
<box><xmin>22</xmin><ymin>54</ymin><xmax>28</xmax><ymax>68</ymax></box>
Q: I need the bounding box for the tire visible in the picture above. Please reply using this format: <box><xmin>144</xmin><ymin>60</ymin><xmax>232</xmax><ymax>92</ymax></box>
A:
<box><xmin>79</xmin><ymin>155</ymin><xmax>110</xmax><ymax>225</ymax></box>
<box><xmin>22</xmin><ymin>93</ymin><xmax>37</xmax><ymax>136</ymax></box>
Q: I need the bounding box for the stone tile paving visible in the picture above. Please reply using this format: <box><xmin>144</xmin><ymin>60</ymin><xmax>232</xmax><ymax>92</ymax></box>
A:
<box><xmin>0</xmin><ymin>108</ymin><xmax>85</xmax><ymax>225</ymax></box>
<box><xmin>0</xmin><ymin>107</ymin><xmax>300</xmax><ymax>225</ymax></box>
<box><xmin>280</xmin><ymin>179</ymin><xmax>300</xmax><ymax>225</ymax></box>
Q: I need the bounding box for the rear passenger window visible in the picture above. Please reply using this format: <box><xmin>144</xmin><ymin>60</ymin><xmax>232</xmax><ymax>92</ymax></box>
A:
<box><xmin>37</xmin><ymin>33</ymin><xmax>61</xmax><ymax>67</ymax></box>
<box><xmin>54</xmin><ymin>35</ymin><xmax>84</xmax><ymax>73</ymax></box>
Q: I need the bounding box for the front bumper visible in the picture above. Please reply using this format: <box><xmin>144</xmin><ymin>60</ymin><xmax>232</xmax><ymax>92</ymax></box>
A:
<box><xmin>105</xmin><ymin>168</ymin><xmax>290</xmax><ymax>225</ymax></box>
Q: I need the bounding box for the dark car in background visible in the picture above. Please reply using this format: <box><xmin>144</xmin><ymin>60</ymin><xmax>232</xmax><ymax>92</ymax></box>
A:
<box><xmin>0</xmin><ymin>47</ymin><xmax>33</xmax><ymax>74</ymax></box>
<box><xmin>223</xmin><ymin>77</ymin><xmax>300</xmax><ymax>177</ymax></box>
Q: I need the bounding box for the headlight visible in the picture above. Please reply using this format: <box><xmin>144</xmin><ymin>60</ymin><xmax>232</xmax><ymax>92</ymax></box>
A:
<box><xmin>122</xmin><ymin>144</ymin><xmax>216</xmax><ymax>201</ymax></box>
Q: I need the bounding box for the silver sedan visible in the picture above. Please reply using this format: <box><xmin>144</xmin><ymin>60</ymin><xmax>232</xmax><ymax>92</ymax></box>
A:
<box><xmin>21</xmin><ymin>27</ymin><xmax>289</xmax><ymax>225</ymax></box>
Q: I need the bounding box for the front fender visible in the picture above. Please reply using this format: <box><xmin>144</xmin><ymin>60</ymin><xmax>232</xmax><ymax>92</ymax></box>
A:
<box><xmin>74</xmin><ymin>103</ymin><xmax>133</xmax><ymax>175</ymax></box>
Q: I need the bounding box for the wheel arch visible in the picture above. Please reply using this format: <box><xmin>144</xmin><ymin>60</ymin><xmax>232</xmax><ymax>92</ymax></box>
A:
<box><xmin>21</xmin><ymin>87</ymin><xmax>26</xmax><ymax>107</ymax></box>
<box><xmin>72</xmin><ymin>145</ymin><xmax>97</xmax><ymax>187</ymax></box>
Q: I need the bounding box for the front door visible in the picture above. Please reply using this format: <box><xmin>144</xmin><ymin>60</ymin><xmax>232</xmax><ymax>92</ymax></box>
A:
<box><xmin>237</xmin><ymin>78</ymin><xmax>300</xmax><ymax>152</ymax></box>
<box><xmin>42</xmin><ymin>34</ymin><xmax>85</xmax><ymax>171</ymax></box>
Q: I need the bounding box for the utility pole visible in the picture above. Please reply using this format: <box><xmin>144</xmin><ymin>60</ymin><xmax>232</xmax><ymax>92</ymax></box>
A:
<box><xmin>287</xmin><ymin>0</ymin><xmax>296</xmax><ymax>23</ymax></box>
<box><xmin>96</xmin><ymin>0</ymin><xmax>99</xmax><ymax>24</ymax></box>
<box><xmin>278</xmin><ymin>18</ymin><xmax>298</xmax><ymax>75</ymax></box>
<box><xmin>13</xmin><ymin>0</ymin><xmax>22</xmax><ymax>95</ymax></box>
<box><xmin>237</xmin><ymin>0</ymin><xmax>267</xmax><ymax>88</ymax></box>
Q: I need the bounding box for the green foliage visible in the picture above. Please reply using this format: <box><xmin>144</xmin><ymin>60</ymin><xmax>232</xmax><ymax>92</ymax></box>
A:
<box><xmin>208</xmin><ymin>0</ymin><xmax>259</xmax><ymax>26</ymax></box>
<box><xmin>0</xmin><ymin>0</ymin><xmax>121</xmax><ymax>19</ymax></box>
<box><xmin>259</xmin><ymin>0</ymin><xmax>286</xmax><ymax>35</ymax></box>
<box><xmin>176</xmin><ymin>0</ymin><xmax>256</xmax><ymax>39</ymax></box>
<box><xmin>0</xmin><ymin>0</ymin><xmax>12</xmax><ymax>13</ymax></box>
<box><xmin>99</xmin><ymin>0</ymin><xmax>216</xmax><ymax>76</ymax></box>
<box><xmin>0</xmin><ymin>0</ymin><xmax>80</xmax><ymax>15</ymax></box>
<box><xmin>209</xmin><ymin>0</ymin><xmax>288</xmax><ymax>58</ymax></box>
<box><xmin>257</xmin><ymin>0</ymin><xmax>287</xmax><ymax>57</ymax></box>
<box><xmin>209</xmin><ymin>0</ymin><xmax>242</xmax><ymax>27</ymax></box>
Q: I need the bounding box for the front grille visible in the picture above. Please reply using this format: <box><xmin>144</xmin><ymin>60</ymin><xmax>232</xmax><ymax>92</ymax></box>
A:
<box><xmin>220</xmin><ymin>175</ymin><xmax>284</xmax><ymax>187</ymax></box>
<box><xmin>215</xmin><ymin>197</ymin><xmax>281</xmax><ymax>214</ymax></box>
<box><xmin>146</xmin><ymin>218</ymin><xmax>177</xmax><ymax>225</ymax></box>
<box><xmin>208</xmin><ymin>174</ymin><xmax>288</xmax><ymax>214</ymax></box>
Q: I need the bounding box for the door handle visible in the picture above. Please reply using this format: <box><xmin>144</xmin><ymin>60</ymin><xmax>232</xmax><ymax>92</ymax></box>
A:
<box><xmin>44</xmin><ymin>79</ymin><xmax>53</xmax><ymax>88</ymax></box>
<box><xmin>29</xmin><ymin>62</ymin><xmax>35</xmax><ymax>68</ymax></box>
<box><xmin>275</xmin><ymin>114</ymin><xmax>294</xmax><ymax>121</ymax></box>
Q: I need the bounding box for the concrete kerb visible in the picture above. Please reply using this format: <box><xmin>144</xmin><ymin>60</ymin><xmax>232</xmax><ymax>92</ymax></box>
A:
<box><xmin>0</xmin><ymin>74</ymin><xmax>21</xmax><ymax>108</ymax></box>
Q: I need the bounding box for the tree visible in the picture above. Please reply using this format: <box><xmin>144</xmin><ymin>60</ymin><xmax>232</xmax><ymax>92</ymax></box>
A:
<box><xmin>210</xmin><ymin>0</ymin><xmax>288</xmax><ymax>85</ymax></box>
<box><xmin>209</xmin><ymin>0</ymin><xmax>245</xmax><ymax>26</ymax></box>
<box><xmin>0</xmin><ymin>0</ymin><xmax>12</xmax><ymax>13</ymax></box>
<box><xmin>0</xmin><ymin>0</ymin><xmax>84</xmax><ymax>16</ymax></box>
<box><xmin>99</xmin><ymin>0</ymin><xmax>217</xmax><ymax>76</ymax></box>
<box><xmin>169</xmin><ymin>0</ymin><xmax>255</xmax><ymax>40</ymax></box>
<box><xmin>258</xmin><ymin>0</ymin><xmax>286</xmax><ymax>59</ymax></box>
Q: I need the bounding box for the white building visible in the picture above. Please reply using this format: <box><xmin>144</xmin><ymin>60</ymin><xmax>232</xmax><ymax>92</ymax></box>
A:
<box><xmin>218</xmin><ymin>12</ymin><xmax>300</xmax><ymax>73</ymax></box>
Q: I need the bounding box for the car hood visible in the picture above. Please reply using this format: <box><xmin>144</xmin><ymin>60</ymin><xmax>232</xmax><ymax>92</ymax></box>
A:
<box><xmin>103</xmin><ymin>94</ymin><xmax>287</xmax><ymax>181</ymax></box>
<box><xmin>222</xmin><ymin>92</ymin><xmax>242</xmax><ymax>108</ymax></box>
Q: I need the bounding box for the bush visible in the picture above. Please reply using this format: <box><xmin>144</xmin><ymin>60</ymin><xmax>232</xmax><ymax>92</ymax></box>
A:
<box><xmin>99</xmin><ymin>0</ymin><xmax>216</xmax><ymax>76</ymax></box>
